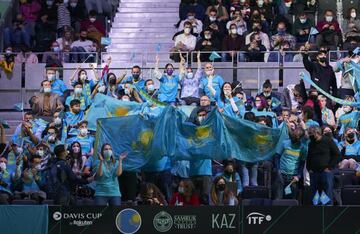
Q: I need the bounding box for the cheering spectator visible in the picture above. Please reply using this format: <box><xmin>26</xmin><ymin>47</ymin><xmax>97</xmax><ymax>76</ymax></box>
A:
<box><xmin>222</xmin><ymin>23</ymin><xmax>245</xmax><ymax>61</ymax></box>
<box><xmin>46</xmin><ymin>67</ymin><xmax>68</xmax><ymax>98</ymax></box>
<box><xmin>0</xmin><ymin>156</ymin><xmax>16</xmax><ymax>204</ymax></box>
<box><xmin>31</xmin><ymin>80</ymin><xmax>64</xmax><ymax>122</ymax></box>
<box><xmin>65</xmin><ymin>83</ymin><xmax>92</xmax><ymax>111</ymax></box>
<box><xmin>318</xmin><ymin>95</ymin><xmax>335</xmax><ymax>128</ymax></box>
<box><xmin>67</xmin><ymin>120</ymin><xmax>94</xmax><ymax>157</ymax></box>
<box><xmin>169</xmin><ymin>179</ymin><xmax>200</xmax><ymax>206</ymax></box>
<box><xmin>303</xmin><ymin>44</ymin><xmax>338</xmax><ymax>97</ymax></box>
<box><xmin>68</xmin><ymin>141</ymin><xmax>87</xmax><ymax>177</ymax></box>
<box><xmin>293</xmin><ymin>12</ymin><xmax>314</xmax><ymax>43</ymax></box>
<box><xmin>338</xmin><ymin>128</ymin><xmax>360</xmax><ymax>169</ymax></box>
<box><xmin>316</xmin><ymin>10</ymin><xmax>342</xmax><ymax>49</ymax></box>
<box><xmin>271</xmin><ymin>21</ymin><xmax>296</xmax><ymax>50</ymax></box>
<box><xmin>209</xmin><ymin>176</ymin><xmax>238</xmax><ymax>206</ymax></box>
<box><xmin>63</xmin><ymin>99</ymin><xmax>85</xmax><ymax>137</ymax></box>
<box><xmin>178</xmin><ymin>10</ymin><xmax>203</xmax><ymax>35</ymax></box>
<box><xmin>199</xmin><ymin>63</ymin><xmax>224</xmax><ymax>102</ymax></box>
<box><xmin>240</xmin><ymin>32</ymin><xmax>266</xmax><ymax>62</ymax></box>
<box><xmin>93</xmin><ymin>143</ymin><xmax>127</xmax><ymax>205</ymax></box>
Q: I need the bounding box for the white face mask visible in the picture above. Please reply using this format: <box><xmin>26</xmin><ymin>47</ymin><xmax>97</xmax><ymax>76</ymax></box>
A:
<box><xmin>204</xmin><ymin>34</ymin><xmax>211</xmax><ymax>40</ymax></box>
<box><xmin>188</xmin><ymin>15</ymin><xmax>195</xmax><ymax>20</ymax></box>
<box><xmin>37</xmin><ymin>150</ymin><xmax>44</xmax><ymax>157</ymax></box>
<box><xmin>44</xmin><ymin>87</ymin><xmax>51</xmax><ymax>93</ymax></box>
<box><xmin>74</xmin><ymin>87</ymin><xmax>82</xmax><ymax>95</ymax></box>
<box><xmin>0</xmin><ymin>162</ymin><xmax>6</xmax><ymax>171</ymax></box>
<box><xmin>343</xmin><ymin>106</ymin><xmax>352</xmax><ymax>113</ymax></box>
<box><xmin>47</xmin><ymin>74</ymin><xmax>55</xmax><ymax>81</ymax></box>
<box><xmin>258</xmin><ymin>0</ymin><xmax>264</xmax><ymax>7</ymax></box>
<box><xmin>224</xmin><ymin>90</ymin><xmax>231</xmax><ymax>97</ymax></box>
<box><xmin>70</xmin><ymin>2</ymin><xmax>77</xmax><ymax>7</ymax></box>
<box><xmin>230</xmin><ymin>28</ymin><xmax>237</xmax><ymax>34</ymax></box>
<box><xmin>325</xmin><ymin>16</ymin><xmax>333</xmax><ymax>22</ymax></box>
<box><xmin>89</xmin><ymin>17</ymin><xmax>96</xmax><ymax>23</ymax></box>
<box><xmin>80</xmin><ymin>74</ymin><xmax>87</xmax><ymax>81</ymax></box>
<box><xmin>103</xmin><ymin>150</ymin><xmax>113</xmax><ymax>160</ymax></box>
<box><xmin>351</xmin><ymin>12</ymin><xmax>357</xmax><ymax>18</ymax></box>
<box><xmin>285</xmin><ymin>2</ymin><xmax>291</xmax><ymax>7</ymax></box>
<box><xmin>184</xmin><ymin>28</ymin><xmax>191</xmax><ymax>34</ymax></box>
<box><xmin>35</xmin><ymin>164</ymin><xmax>42</xmax><ymax>170</ymax></box>
<box><xmin>122</xmin><ymin>98</ymin><xmax>130</xmax><ymax>102</ymax></box>
<box><xmin>186</xmin><ymin>72</ymin><xmax>194</xmax><ymax>79</ymax></box>
<box><xmin>198</xmin><ymin>116</ymin><xmax>204</xmax><ymax>123</ymax></box>
<box><xmin>80</xmin><ymin>128</ymin><xmax>88</xmax><ymax>136</ymax></box>
<box><xmin>300</xmin><ymin>18</ymin><xmax>307</xmax><ymax>24</ymax></box>
<box><xmin>98</xmin><ymin>85</ymin><xmax>106</xmax><ymax>93</ymax></box>
<box><xmin>54</xmin><ymin>117</ymin><xmax>62</xmax><ymax>126</ymax></box>
<box><xmin>210</xmin><ymin>16</ymin><xmax>217</xmax><ymax>22</ymax></box>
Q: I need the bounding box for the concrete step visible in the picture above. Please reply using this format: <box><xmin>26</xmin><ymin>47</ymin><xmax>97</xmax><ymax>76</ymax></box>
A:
<box><xmin>110</xmin><ymin>27</ymin><xmax>177</xmax><ymax>33</ymax></box>
<box><xmin>118</xmin><ymin>7</ymin><xmax>178</xmax><ymax>13</ymax></box>
<box><xmin>110</xmin><ymin>38</ymin><xmax>173</xmax><ymax>44</ymax></box>
<box><xmin>121</xmin><ymin>0</ymin><xmax>180</xmax><ymax>3</ymax></box>
<box><xmin>114</xmin><ymin>12</ymin><xmax>178</xmax><ymax>18</ymax></box>
<box><xmin>108</xmin><ymin>43</ymin><xmax>173</xmax><ymax>49</ymax></box>
<box><xmin>108</xmin><ymin>32</ymin><xmax>175</xmax><ymax>38</ymax></box>
<box><xmin>114</xmin><ymin>17</ymin><xmax>178</xmax><ymax>23</ymax></box>
<box><xmin>120</xmin><ymin>2</ymin><xmax>180</xmax><ymax>8</ymax></box>
<box><xmin>111</xmin><ymin>22</ymin><xmax>178</xmax><ymax>28</ymax></box>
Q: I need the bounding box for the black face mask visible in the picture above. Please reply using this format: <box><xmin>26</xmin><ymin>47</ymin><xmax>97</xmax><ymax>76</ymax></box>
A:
<box><xmin>309</xmin><ymin>134</ymin><xmax>316</xmax><ymax>142</ymax></box>
<box><xmin>324</xmin><ymin>132</ymin><xmax>333</xmax><ymax>138</ymax></box>
<box><xmin>348</xmin><ymin>132</ymin><xmax>355</xmax><ymax>139</ymax></box>
<box><xmin>318</xmin><ymin>57</ymin><xmax>326</xmax><ymax>63</ymax></box>
<box><xmin>217</xmin><ymin>184</ymin><xmax>226</xmax><ymax>191</ymax></box>
<box><xmin>132</xmin><ymin>73</ymin><xmax>140</xmax><ymax>80</ymax></box>
<box><xmin>80</xmin><ymin>36</ymin><xmax>87</xmax><ymax>41</ymax></box>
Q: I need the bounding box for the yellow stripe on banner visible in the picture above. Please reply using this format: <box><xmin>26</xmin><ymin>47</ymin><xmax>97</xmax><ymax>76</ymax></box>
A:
<box><xmin>284</xmin><ymin>149</ymin><xmax>300</xmax><ymax>157</ymax></box>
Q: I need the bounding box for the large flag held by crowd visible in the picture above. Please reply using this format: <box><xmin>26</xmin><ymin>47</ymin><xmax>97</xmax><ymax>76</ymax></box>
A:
<box><xmin>92</xmin><ymin>94</ymin><xmax>288</xmax><ymax>171</ymax></box>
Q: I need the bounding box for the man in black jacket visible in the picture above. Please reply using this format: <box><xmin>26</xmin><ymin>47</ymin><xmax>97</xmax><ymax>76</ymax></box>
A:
<box><xmin>307</xmin><ymin>126</ymin><xmax>340</xmax><ymax>205</ymax></box>
<box><xmin>303</xmin><ymin>44</ymin><xmax>338</xmax><ymax>98</ymax></box>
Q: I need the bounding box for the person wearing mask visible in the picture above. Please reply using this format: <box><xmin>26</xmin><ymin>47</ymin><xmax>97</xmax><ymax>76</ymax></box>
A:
<box><xmin>187</xmin><ymin>108</ymin><xmax>213</xmax><ymax>204</ymax></box>
<box><xmin>178</xmin><ymin>11</ymin><xmax>203</xmax><ymax>35</ymax></box>
<box><xmin>259</xmin><ymin>79</ymin><xmax>282</xmax><ymax>111</ymax></box>
<box><xmin>179</xmin><ymin>51</ymin><xmax>202</xmax><ymax>105</ymax></box>
<box><xmin>15</xmin><ymin>45</ymin><xmax>38</xmax><ymax>64</ymax></box>
<box><xmin>31</xmin><ymin>80</ymin><xmax>64</xmax><ymax>122</ymax></box>
<box><xmin>333</xmin><ymin>52</ymin><xmax>359</xmax><ymax>98</ymax></box>
<box><xmin>203</xmin><ymin>8</ymin><xmax>226</xmax><ymax>40</ymax></box>
<box><xmin>338</xmin><ymin>97</ymin><xmax>360</xmax><ymax>136</ymax></box>
<box><xmin>217</xmin><ymin>160</ymin><xmax>243</xmax><ymax>195</ymax></box>
<box><xmin>65</xmin><ymin>83</ymin><xmax>91</xmax><ymax>111</ymax></box>
<box><xmin>171</xmin><ymin>21</ymin><xmax>197</xmax><ymax>62</ymax></box>
<box><xmin>316</xmin><ymin>10</ymin><xmax>342</xmax><ymax>49</ymax></box>
<box><xmin>225</xmin><ymin>9</ymin><xmax>247</xmax><ymax>36</ymax></box>
<box><xmin>217</xmin><ymin>82</ymin><xmax>244</xmax><ymax>117</ymax></box>
<box><xmin>0</xmin><ymin>156</ymin><xmax>18</xmax><ymax>204</ymax></box>
<box><xmin>338</xmin><ymin>128</ymin><xmax>360</xmax><ymax>169</ymax></box>
<box><xmin>169</xmin><ymin>179</ymin><xmax>200</xmax><ymax>206</ymax></box>
<box><xmin>205</xmin><ymin>0</ymin><xmax>229</xmax><ymax>22</ymax></box>
<box><xmin>63</xmin><ymin>99</ymin><xmax>85</xmax><ymax>138</ymax></box>
<box><xmin>222</xmin><ymin>23</ymin><xmax>245</xmax><ymax>61</ymax></box>
<box><xmin>42</xmin><ymin>126</ymin><xmax>61</xmax><ymax>152</ymax></box>
<box><xmin>70</xmin><ymin>65</ymin><xmax>100</xmax><ymax>98</ymax></box>
<box><xmin>241</xmin><ymin>32</ymin><xmax>266</xmax><ymax>62</ymax></box>
<box><xmin>268</xmin><ymin>40</ymin><xmax>294</xmax><ymax>62</ymax></box>
<box><xmin>70</xmin><ymin>30</ymin><xmax>96</xmax><ymax>62</ymax></box>
<box><xmin>307</xmin><ymin>126</ymin><xmax>340</xmax><ymax>205</ymax></box>
<box><xmin>47</xmin><ymin>144</ymin><xmax>92</xmax><ymax>205</ymax></box>
<box><xmin>42</xmin><ymin>41</ymin><xmax>63</xmax><ymax>65</ymax></box>
<box><xmin>293</xmin><ymin>12</ymin><xmax>314</xmax><ymax>43</ymax></box>
<box><xmin>199</xmin><ymin>63</ymin><xmax>224</xmax><ymax>102</ymax></box>
<box><xmin>303</xmin><ymin>44</ymin><xmax>338</xmax><ymax>98</ymax></box>
<box><xmin>93</xmin><ymin>143</ymin><xmax>127</xmax><ymax>205</ymax></box>
<box><xmin>299</xmin><ymin>106</ymin><xmax>319</xmax><ymax>130</ymax></box>
<box><xmin>80</xmin><ymin>10</ymin><xmax>105</xmax><ymax>42</ymax></box>
<box><xmin>153</xmin><ymin>57</ymin><xmax>181</xmax><ymax>105</ymax></box>
<box><xmin>120</xmin><ymin>65</ymin><xmax>145</xmax><ymax>91</ymax></box>
<box><xmin>318</xmin><ymin>95</ymin><xmax>335</xmax><ymax>128</ymax></box>
<box><xmin>45</xmin><ymin>67</ymin><xmax>68</xmax><ymax>98</ymax></box>
<box><xmin>187</xmin><ymin>95</ymin><xmax>214</xmax><ymax>123</ymax></box>
<box><xmin>67</xmin><ymin>120</ymin><xmax>94</xmax><ymax>157</ymax></box>
<box><xmin>271</xmin><ymin>21</ymin><xmax>296</xmax><ymax>50</ymax></box>
<box><xmin>55</xmin><ymin>28</ymin><xmax>74</xmax><ymax>62</ymax></box>
<box><xmin>137</xmin><ymin>182</ymin><xmax>168</xmax><ymax>205</ymax></box>
<box><xmin>275</xmin><ymin>127</ymin><xmax>307</xmax><ymax>199</ymax></box>
<box><xmin>251</xmin><ymin>0</ymin><xmax>273</xmax><ymax>25</ymax></box>
<box><xmin>195</xmin><ymin>28</ymin><xmax>221</xmax><ymax>60</ymax></box>
<box><xmin>143</xmin><ymin>79</ymin><xmax>157</xmax><ymax>98</ymax></box>
<box><xmin>209</xmin><ymin>176</ymin><xmax>238</xmax><ymax>206</ymax></box>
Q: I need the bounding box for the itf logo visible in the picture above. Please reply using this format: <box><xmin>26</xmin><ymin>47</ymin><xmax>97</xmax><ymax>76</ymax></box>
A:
<box><xmin>115</xmin><ymin>208</ymin><xmax>142</xmax><ymax>234</ymax></box>
<box><xmin>246</xmin><ymin>212</ymin><xmax>272</xmax><ymax>225</ymax></box>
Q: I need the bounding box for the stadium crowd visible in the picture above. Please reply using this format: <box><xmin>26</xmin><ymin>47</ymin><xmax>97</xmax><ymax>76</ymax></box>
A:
<box><xmin>0</xmin><ymin>0</ymin><xmax>359</xmax><ymax>207</ymax></box>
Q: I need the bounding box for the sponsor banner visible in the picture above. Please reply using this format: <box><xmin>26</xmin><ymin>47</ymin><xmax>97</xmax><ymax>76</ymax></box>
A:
<box><xmin>47</xmin><ymin>206</ymin><xmax>360</xmax><ymax>234</ymax></box>
<box><xmin>48</xmin><ymin>206</ymin><xmax>112</xmax><ymax>234</ymax></box>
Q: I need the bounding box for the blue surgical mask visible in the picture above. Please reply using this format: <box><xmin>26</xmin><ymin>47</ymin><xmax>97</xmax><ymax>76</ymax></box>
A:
<box><xmin>103</xmin><ymin>150</ymin><xmax>113</xmax><ymax>160</ymax></box>
<box><xmin>147</xmin><ymin>84</ymin><xmax>155</xmax><ymax>92</ymax></box>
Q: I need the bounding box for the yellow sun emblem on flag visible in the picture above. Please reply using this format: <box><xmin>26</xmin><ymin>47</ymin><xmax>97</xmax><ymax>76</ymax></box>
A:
<box><xmin>195</xmin><ymin>126</ymin><xmax>211</xmax><ymax>139</ymax></box>
<box><xmin>254</xmin><ymin>134</ymin><xmax>271</xmax><ymax>145</ymax></box>
<box><xmin>114</xmin><ymin>107</ymin><xmax>129</xmax><ymax>117</ymax></box>
<box><xmin>139</xmin><ymin>130</ymin><xmax>153</xmax><ymax>147</ymax></box>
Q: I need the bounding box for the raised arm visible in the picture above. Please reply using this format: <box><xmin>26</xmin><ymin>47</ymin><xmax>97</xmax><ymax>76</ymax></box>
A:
<box><xmin>154</xmin><ymin>55</ymin><xmax>162</xmax><ymax>80</ymax></box>
<box><xmin>69</xmin><ymin>65</ymin><xmax>81</xmax><ymax>86</ymax></box>
<box><xmin>197</xmin><ymin>50</ymin><xmax>201</xmax><ymax>70</ymax></box>
<box><xmin>116</xmin><ymin>152</ymin><xmax>128</xmax><ymax>177</ymax></box>
<box><xmin>179</xmin><ymin>51</ymin><xmax>186</xmax><ymax>78</ymax></box>
<box><xmin>97</xmin><ymin>154</ymin><xmax>104</xmax><ymax>177</ymax></box>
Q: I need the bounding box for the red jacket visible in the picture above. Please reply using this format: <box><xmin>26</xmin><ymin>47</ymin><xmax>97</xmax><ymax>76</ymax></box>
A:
<box><xmin>316</xmin><ymin>20</ymin><xmax>341</xmax><ymax>33</ymax></box>
<box><xmin>169</xmin><ymin>192</ymin><xmax>200</xmax><ymax>206</ymax></box>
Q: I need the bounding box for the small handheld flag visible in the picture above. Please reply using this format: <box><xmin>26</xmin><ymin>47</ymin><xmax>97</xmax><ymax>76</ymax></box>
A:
<box><xmin>209</xmin><ymin>51</ymin><xmax>221</xmax><ymax>61</ymax></box>
<box><xmin>100</xmin><ymin>37</ymin><xmax>111</xmax><ymax>46</ymax></box>
<box><xmin>307</xmin><ymin>27</ymin><xmax>319</xmax><ymax>42</ymax></box>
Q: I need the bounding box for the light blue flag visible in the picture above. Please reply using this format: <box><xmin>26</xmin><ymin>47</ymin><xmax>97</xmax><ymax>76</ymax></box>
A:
<box><xmin>86</xmin><ymin>94</ymin><xmax>145</xmax><ymax>131</ymax></box>
<box><xmin>353</xmin><ymin>47</ymin><xmax>360</xmax><ymax>55</ymax></box>
<box><xmin>320</xmin><ymin>191</ymin><xmax>331</xmax><ymax>205</ymax></box>
<box><xmin>209</xmin><ymin>51</ymin><xmax>221</xmax><ymax>61</ymax></box>
<box><xmin>156</xmin><ymin>43</ymin><xmax>161</xmax><ymax>53</ymax></box>
<box><xmin>100</xmin><ymin>37</ymin><xmax>111</xmax><ymax>46</ymax></box>
<box><xmin>14</xmin><ymin>103</ymin><xmax>24</xmax><ymax>112</ymax></box>
<box><xmin>284</xmin><ymin>183</ymin><xmax>292</xmax><ymax>195</ymax></box>
<box><xmin>309</xmin><ymin>27</ymin><xmax>319</xmax><ymax>35</ymax></box>
<box><xmin>312</xmin><ymin>190</ymin><xmax>320</xmax><ymax>205</ymax></box>
<box><xmin>94</xmin><ymin>115</ymin><xmax>160</xmax><ymax>171</ymax></box>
